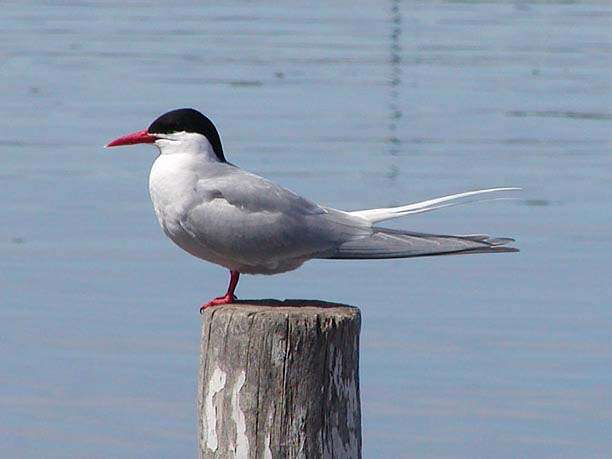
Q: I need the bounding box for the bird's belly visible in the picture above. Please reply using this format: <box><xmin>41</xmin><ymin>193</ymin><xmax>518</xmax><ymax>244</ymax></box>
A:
<box><xmin>149</xmin><ymin>197</ymin><xmax>234</xmax><ymax>269</ymax></box>
<box><xmin>163</xmin><ymin>219</ymin><xmax>308</xmax><ymax>274</ymax></box>
<box><xmin>165</xmin><ymin>222</ymin><xmax>237</xmax><ymax>268</ymax></box>
<box><xmin>151</xmin><ymin>202</ymin><xmax>309</xmax><ymax>274</ymax></box>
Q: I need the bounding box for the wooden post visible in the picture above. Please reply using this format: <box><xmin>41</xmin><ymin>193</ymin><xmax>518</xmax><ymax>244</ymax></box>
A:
<box><xmin>197</xmin><ymin>300</ymin><xmax>362</xmax><ymax>459</ymax></box>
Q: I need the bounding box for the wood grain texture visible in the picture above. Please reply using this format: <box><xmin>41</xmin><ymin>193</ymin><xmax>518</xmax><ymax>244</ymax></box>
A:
<box><xmin>197</xmin><ymin>300</ymin><xmax>361</xmax><ymax>459</ymax></box>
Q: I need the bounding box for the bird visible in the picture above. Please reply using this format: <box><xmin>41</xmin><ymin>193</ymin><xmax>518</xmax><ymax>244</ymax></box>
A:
<box><xmin>106</xmin><ymin>108</ymin><xmax>518</xmax><ymax>312</ymax></box>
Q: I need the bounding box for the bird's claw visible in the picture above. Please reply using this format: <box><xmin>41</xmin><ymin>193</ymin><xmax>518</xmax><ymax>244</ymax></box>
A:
<box><xmin>199</xmin><ymin>294</ymin><xmax>237</xmax><ymax>314</ymax></box>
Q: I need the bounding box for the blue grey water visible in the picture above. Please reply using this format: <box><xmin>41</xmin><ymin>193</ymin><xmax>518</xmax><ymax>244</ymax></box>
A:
<box><xmin>1</xmin><ymin>1</ymin><xmax>611</xmax><ymax>457</ymax></box>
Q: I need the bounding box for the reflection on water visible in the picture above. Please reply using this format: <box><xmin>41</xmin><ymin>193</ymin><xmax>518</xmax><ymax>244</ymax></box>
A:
<box><xmin>386</xmin><ymin>0</ymin><xmax>403</xmax><ymax>180</ymax></box>
<box><xmin>507</xmin><ymin>110</ymin><xmax>612</xmax><ymax>120</ymax></box>
<box><xmin>2</xmin><ymin>1</ymin><xmax>612</xmax><ymax>458</ymax></box>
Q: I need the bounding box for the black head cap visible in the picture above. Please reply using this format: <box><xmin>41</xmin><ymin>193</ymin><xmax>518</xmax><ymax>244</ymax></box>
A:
<box><xmin>147</xmin><ymin>108</ymin><xmax>225</xmax><ymax>161</ymax></box>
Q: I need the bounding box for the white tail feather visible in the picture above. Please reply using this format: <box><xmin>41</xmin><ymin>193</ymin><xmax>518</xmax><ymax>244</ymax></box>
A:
<box><xmin>349</xmin><ymin>187</ymin><xmax>521</xmax><ymax>224</ymax></box>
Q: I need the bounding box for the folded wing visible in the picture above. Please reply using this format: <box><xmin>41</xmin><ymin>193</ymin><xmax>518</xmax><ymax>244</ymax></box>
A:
<box><xmin>325</xmin><ymin>227</ymin><xmax>518</xmax><ymax>259</ymax></box>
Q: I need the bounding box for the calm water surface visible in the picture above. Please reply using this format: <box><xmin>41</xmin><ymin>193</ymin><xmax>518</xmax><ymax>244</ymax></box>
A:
<box><xmin>1</xmin><ymin>1</ymin><xmax>611</xmax><ymax>458</ymax></box>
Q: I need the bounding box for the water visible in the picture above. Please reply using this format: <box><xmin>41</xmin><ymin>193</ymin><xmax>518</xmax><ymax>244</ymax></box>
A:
<box><xmin>1</xmin><ymin>1</ymin><xmax>611</xmax><ymax>457</ymax></box>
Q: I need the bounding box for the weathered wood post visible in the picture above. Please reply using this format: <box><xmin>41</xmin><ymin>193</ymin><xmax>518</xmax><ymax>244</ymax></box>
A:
<box><xmin>197</xmin><ymin>300</ymin><xmax>362</xmax><ymax>459</ymax></box>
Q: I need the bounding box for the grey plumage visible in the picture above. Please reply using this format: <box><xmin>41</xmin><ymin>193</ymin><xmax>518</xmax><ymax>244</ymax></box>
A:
<box><xmin>325</xmin><ymin>228</ymin><xmax>517</xmax><ymax>259</ymax></box>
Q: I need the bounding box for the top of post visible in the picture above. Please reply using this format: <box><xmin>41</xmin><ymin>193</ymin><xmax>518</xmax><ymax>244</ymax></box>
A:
<box><xmin>200</xmin><ymin>299</ymin><xmax>360</xmax><ymax>320</ymax></box>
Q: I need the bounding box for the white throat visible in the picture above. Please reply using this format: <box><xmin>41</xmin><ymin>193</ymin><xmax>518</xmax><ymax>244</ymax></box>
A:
<box><xmin>154</xmin><ymin>132</ymin><xmax>222</xmax><ymax>162</ymax></box>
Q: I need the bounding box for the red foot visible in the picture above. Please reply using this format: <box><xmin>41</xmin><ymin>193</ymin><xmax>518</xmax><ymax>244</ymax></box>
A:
<box><xmin>200</xmin><ymin>294</ymin><xmax>237</xmax><ymax>314</ymax></box>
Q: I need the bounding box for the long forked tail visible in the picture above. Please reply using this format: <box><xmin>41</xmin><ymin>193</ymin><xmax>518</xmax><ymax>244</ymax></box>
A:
<box><xmin>349</xmin><ymin>187</ymin><xmax>520</xmax><ymax>224</ymax></box>
<box><xmin>327</xmin><ymin>228</ymin><xmax>518</xmax><ymax>260</ymax></box>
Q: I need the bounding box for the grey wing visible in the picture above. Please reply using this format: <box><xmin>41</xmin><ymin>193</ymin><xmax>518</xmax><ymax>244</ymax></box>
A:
<box><xmin>179</xmin><ymin>169</ymin><xmax>338</xmax><ymax>265</ymax></box>
<box><xmin>177</xmin><ymin>165</ymin><xmax>518</xmax><ymax>265</ymax></box>
<box><xmin>322</xmin><ymin>227</ymin><xmax>518</xmax><ymax>259</ymax></box>
<box><xmin>208</xmin><ymin>168</ymin><xmax>325</xmax><ymax>216</ymax></box>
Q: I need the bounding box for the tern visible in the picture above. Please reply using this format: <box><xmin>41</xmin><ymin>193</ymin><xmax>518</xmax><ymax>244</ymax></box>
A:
<box><xmin>106</xmin><ymin>108</ymin><xmax>518</xmax><ymax>311</ymax></box>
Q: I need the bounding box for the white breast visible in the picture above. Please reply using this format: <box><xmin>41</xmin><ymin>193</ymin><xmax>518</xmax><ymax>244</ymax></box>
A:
<box><xmin>148</xmin><ymin>154</ymin><xmax>214</xmax><ymax>259</ymax></box>
<box><xmin>149</xmin><ymin>154</ymin><xmax>195</xmax><ymax>230</ymax></box>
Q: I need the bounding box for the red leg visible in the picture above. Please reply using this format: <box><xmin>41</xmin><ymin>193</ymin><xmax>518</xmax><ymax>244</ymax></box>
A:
<box><xmin>200</xmin><ymin>271</ymin><xmax>240</xmax><ymax>313</ymax></box>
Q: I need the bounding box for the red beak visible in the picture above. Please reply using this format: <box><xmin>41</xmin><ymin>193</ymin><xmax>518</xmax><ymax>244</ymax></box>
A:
<box><xmin>105</xmin><ymin>129</ymin><xmax>157</xmax><ymax>148</ymax></box>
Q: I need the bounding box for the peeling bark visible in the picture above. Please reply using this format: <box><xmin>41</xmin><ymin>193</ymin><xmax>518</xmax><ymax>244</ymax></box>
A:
<box><xmin>197</xmin><ymin>300</ymin><xmax>362</xmax><ymax>459</ymax></box>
